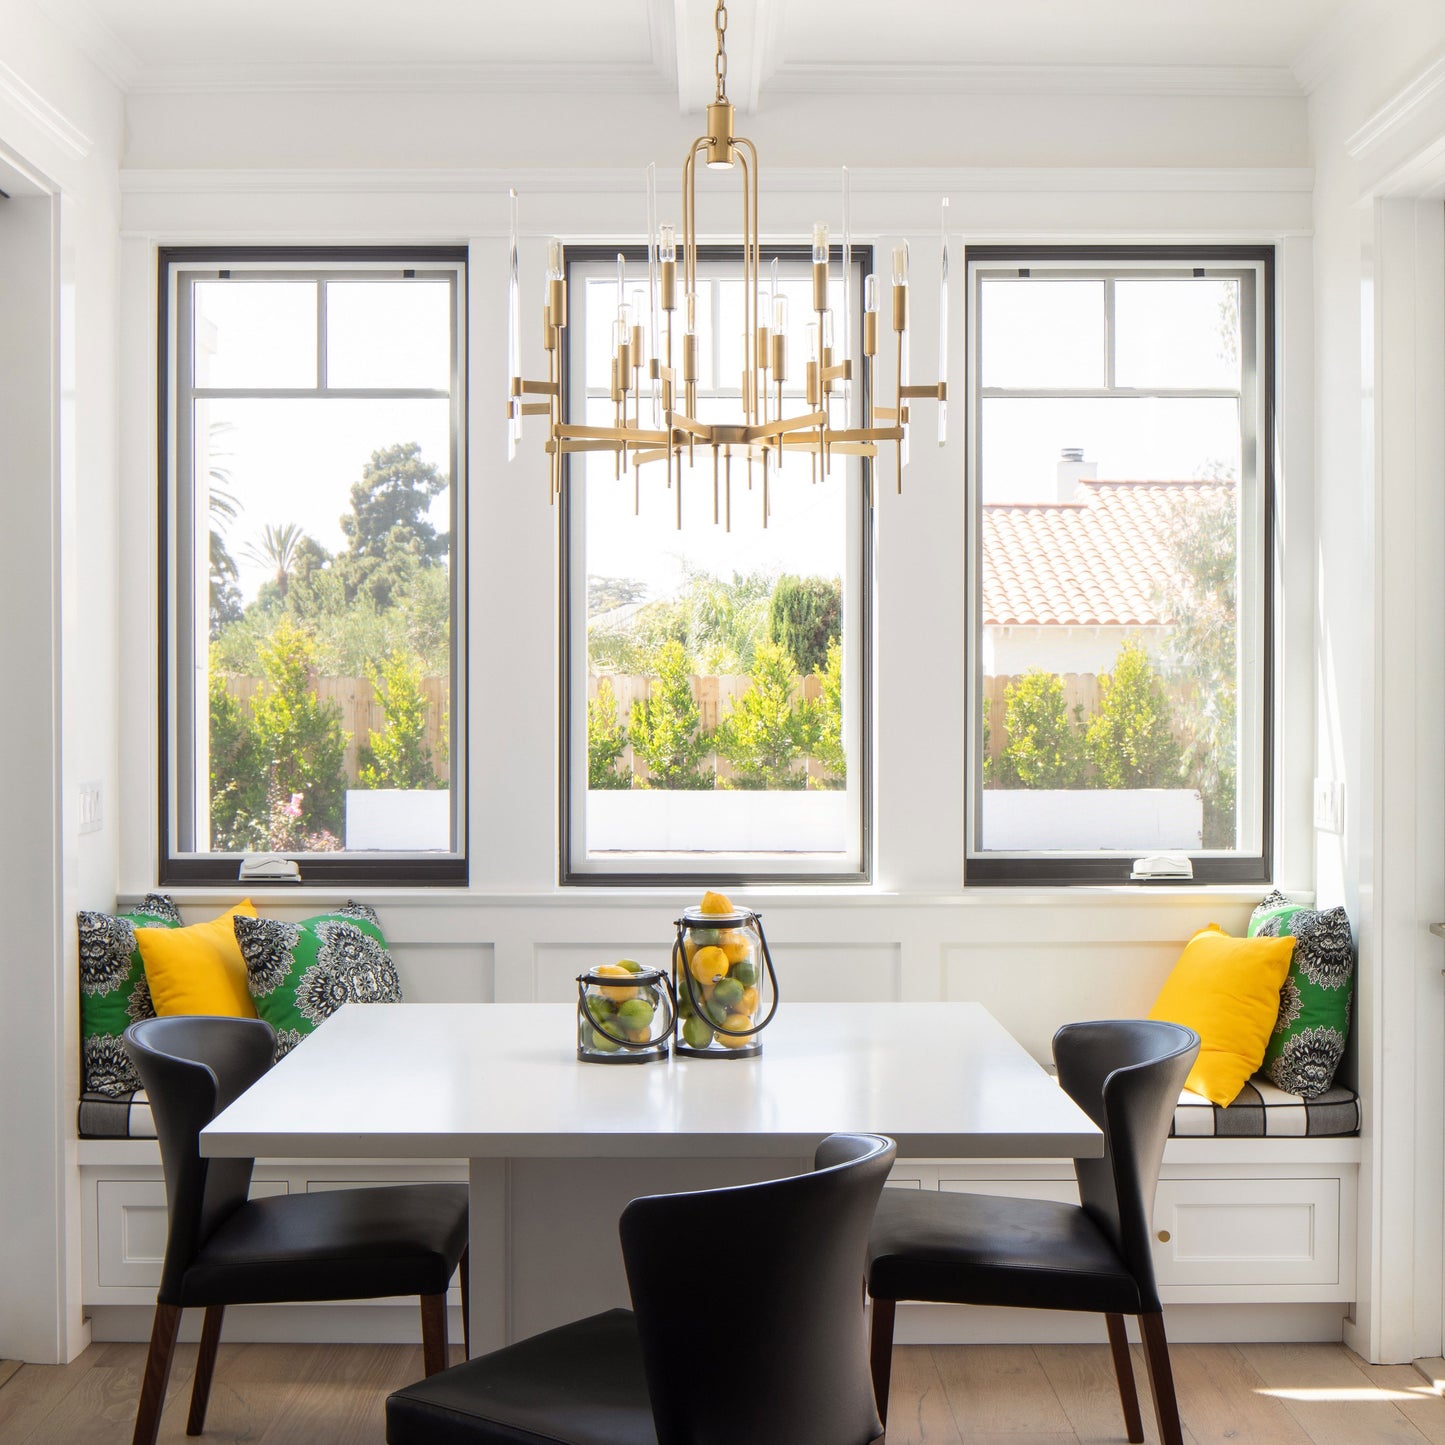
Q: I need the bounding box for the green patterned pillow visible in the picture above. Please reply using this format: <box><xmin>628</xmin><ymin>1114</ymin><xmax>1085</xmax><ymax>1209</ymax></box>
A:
<box><xmin>79</xmin><ymin>894</ymin><xmax>182</xmax><ymax>1095</ymax></box>
<box><xmin>1247</xmin><ymin>891</ymin><xmax>1354</xmax><ymax>1098</ymax></box>
<box><xmin>234</xmin><ymin>902</ymin><xmax>401</xmax><ymax>1058</ymax></box>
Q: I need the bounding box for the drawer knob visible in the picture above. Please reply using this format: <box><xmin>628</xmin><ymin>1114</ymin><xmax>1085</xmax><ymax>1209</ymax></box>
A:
<box><xmin>1157</xmin><ymin>1229</ymin><xmax>1171</xmax><ymax>1243</ymax></box>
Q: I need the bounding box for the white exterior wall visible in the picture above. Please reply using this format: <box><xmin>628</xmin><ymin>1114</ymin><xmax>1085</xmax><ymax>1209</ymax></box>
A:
<box><xmin>984</xmin><ymin>623</ymin><xmax>1168</xmax><ymax>677</ymax></box>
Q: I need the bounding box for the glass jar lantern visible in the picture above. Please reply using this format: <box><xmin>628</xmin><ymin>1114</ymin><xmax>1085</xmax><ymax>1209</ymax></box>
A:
<box><xmin>576</xmin><ymin>964</ymin><xmax>674</xmax><ymax>1064</ymax></box>
<box><xmin>671</xmin><ymin>907</ymin><xmax>779</xmax><ymax>1058</ymax></box>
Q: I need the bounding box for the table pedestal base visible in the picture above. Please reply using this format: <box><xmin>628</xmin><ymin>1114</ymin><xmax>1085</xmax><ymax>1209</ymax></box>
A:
<box><xmin>467</xmin><ymin>1154</ymin><xmax>810</xmax><ymax>1354</ymax></box>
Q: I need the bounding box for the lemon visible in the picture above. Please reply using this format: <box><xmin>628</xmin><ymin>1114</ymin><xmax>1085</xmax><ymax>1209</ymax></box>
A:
<box><xmin>682</xmin><ymin>1016</ymin><xmax>714</xmax><ymax>1049</ymax></box>
<box><xmin>626</xmin><ymin>1028</ymin><xmax>651</xmax><ymax>1044</ymax></box>
<box><xmin>717</xmin><ymin>1012</ymin><xmax>756</xmax><ymax>1048</ymax></box>
<box><xmin>593</xmin><ymin>963</ymin><xmax>640</xmax><ymax>1002</ymax></box>
<box><xmin>739</xmin><ymin>984</ymin><xmax>759</xmax><ymax>1015</ymax></box>
<box><xmin>731</xmin><ymin>960</ymin><xmax>758</xmax><ymax>987</ymax></box>
<box><xmin>689</xmin><ymin>945</ymin><xmax>729</xmax><ymax>985</ymax></box>
<box><xmin>719</xmin><ymin>929</ymin><xmax>752</xmax><ymax>965</ymax></box>
<box><xmin>698</xmin><ymin>890</ymin><xmax>734</xmax><ymax>915</ymax></box>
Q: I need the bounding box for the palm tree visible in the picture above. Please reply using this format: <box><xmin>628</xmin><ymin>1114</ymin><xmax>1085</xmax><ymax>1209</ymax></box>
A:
<box><xmin>244</xmin><ymin>522</ymin><xmax>307</xmax><ymax>601</ymax></box>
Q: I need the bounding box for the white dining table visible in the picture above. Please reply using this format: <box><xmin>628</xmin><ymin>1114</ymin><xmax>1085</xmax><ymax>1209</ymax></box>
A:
<box><xmin>201</xmin><ymin>1001</ymin><xmax>1101</xmax><ymax>1353</ymax></box>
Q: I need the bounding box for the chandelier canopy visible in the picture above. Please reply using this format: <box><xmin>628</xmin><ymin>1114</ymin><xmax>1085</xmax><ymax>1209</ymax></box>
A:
<box><xmin>507</xmin><ymin>1</ymin><xmax>947</xmax><ymax>528</ymax></box>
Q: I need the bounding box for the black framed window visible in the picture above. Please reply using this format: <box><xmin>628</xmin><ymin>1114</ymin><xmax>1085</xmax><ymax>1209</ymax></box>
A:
<box><xmin>159</xmin><ymin>247</ymin><xmax>467</xmax><ymax>885</ymax></box>
<box><xmin>560</xmin><ymin>246</ymin><xmax>872</xmax><ymax>885</ymax></box>
<box><xmin>966</xmin><ymin>247</ymin><xmax>1273</xmax><ymax>884</ymax></box>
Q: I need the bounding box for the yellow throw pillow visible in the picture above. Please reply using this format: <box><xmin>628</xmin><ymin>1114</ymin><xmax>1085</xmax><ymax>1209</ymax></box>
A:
<box><xmin>136</xmin><ymin>900</ymin><xmax>259</xmax><ymax>1019</ymax></box>
<box><xmin>1147</xmin><ymin>923</ymin><xmax>1295</xmax><ymax>1107</ymax></box>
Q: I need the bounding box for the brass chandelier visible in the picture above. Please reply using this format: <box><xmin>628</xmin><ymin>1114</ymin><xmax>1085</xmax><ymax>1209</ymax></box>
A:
<box><xmin>507</xmin><ymin>0</ymin><xmax>948</xmax><ymax>528</ymax></box>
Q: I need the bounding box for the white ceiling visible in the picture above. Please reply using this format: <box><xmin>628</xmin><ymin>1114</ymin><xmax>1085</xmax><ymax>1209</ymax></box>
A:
<box><xmin>39</xmin><ymin>0</ymin><xmax>1360</xmax><ymax>104</ymax></box>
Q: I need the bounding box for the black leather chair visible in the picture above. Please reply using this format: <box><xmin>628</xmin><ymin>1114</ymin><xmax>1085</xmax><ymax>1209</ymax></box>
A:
<box><xmin>867</xmin><ymin>1019</ymin><xmax>1199</xmax><ymax>1445</ymax></box>
<box><xmin>385</xmin><ymin>1132</ymin><xmax>897</xmax><ymax>1445</ymax></box>
<box><xmin>124</xmin><ymin>1015</ymin><xmax>470</xmax><ymax>1445</ymax></box>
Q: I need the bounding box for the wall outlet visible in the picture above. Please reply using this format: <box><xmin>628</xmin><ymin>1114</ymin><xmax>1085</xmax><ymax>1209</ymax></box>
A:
<box><xmin>1313</xmin><ymin>777</ymin><xmax>1343</xmax><ymax>834</ymax></box>
<box><xmin>79</xmin><ymin>780</ymin><xmax>103</xmax><ymax>834</ymax></box>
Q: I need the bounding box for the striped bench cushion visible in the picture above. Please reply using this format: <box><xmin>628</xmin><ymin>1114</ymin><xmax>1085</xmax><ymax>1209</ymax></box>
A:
<box><xmin>78</xmin><ymin>1090</ymin><xmax>155</xmax><ymax>1139</ymax></box>
<box><xmin>1171</xmin><ymin>1079</ymin><xmax>1360</xmax><ymax>1138</ymax></box>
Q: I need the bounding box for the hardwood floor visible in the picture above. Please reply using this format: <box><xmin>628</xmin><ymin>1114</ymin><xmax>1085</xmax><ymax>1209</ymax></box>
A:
<box><xmin>0</xmin><ymin>1342</ymin><xmax>1441</xmax><ymax>1443</ymax></box>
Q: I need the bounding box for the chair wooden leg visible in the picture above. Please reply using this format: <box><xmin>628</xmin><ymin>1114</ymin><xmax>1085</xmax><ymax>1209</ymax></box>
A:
<box><xmin>869</xmin><ymin>1297</ymin><xmax>897</xmax><ymax>1428</ymax></box>
<box><xmin>186</xmin><ymin>1305</ymin><xmax>224</xmax><ymax>1436</ymax></box>
<box><xmin>185</xmin><ymin>1304</ymin><xmax>225</xmax><ymax>1436</ymax></box>
<box><xmin>420</xmin><ymin>1292</ymin><xmax>449</xmax><ymax>1377</ymax></box>
<box><xmin>459</xmin><ymin>1248</ymin><xmax>471</xmax><ymax>1360</ymax></box>
<box><xmin>132</xmin><ymin>1302</ymin><xmax>182</xmax><ymax>1445</ymax></box>
<box><xmin>1105</xmin><ymin>1313</ymin><xmax>1145</xmax><ymax>1444</ymax></box>
<box><xmin>1139</xmin><ymin>1311</ymin><xmax>1184</xmax><ymax>1445</ymax></box>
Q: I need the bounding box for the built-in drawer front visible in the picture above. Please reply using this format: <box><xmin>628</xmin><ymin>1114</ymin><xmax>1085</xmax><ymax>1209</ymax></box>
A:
<box><xmin>96</xmin><ymin>1178</ymin><xmax>288</xmax><ymax>1289</ymax></box>
<box><xmin>1150</xmin><ymin>1177</ymin><xmax>1340</xmax><ymax>1287</ymax></box>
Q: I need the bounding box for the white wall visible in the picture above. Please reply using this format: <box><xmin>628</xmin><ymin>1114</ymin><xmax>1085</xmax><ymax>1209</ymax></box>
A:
<box><xmin>0</xmin><ymin>0</ymin><xmax>124</xmax><ymax>1363</ymax></box>
<box><xmin>1306</xmin><ymin>0</ymin><xmax>1445</xmax><ymax>1363</ymax></box>
<box><xmin>0</xmin><ymin>26</ymin><xmax>1350</xmax><ymax>1362</ymax></box>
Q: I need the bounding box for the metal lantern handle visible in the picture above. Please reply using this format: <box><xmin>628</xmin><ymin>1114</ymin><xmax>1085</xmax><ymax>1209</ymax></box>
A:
<box><xmin>578</xmin><ymin>973</ymin><xmax>676</xmax><ymax>1051</ymax></box>
<box><xmin>671</xmin><ymin>912</ymin><xmax>781</xmax><ymax>1040</ymax></box>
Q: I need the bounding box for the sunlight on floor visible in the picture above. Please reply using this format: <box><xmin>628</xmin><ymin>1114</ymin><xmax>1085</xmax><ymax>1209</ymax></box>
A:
<box><xmin>1256</xmin><ymin>1385</ymin><xmax>1441</xmax><ymax>1403</ymax></box>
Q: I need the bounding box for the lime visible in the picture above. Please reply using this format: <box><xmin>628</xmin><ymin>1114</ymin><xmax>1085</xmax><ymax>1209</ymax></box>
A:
<box><xmin>617</xmin><ymin>997</ymin><xmax>655</xmax><ymax>1030</ymax></box>
<box><xmin>677</xmin><ymin>989</ymin><xmax>694</xmax><ymax>1017</ymax></box>
<box><xmin>589</xmin><ymin>1027</ymin><xmax>621</xmax><ymax>1053</ymax></box>
<box><xmin>690</xmin><ymin>928</ymin><xmax>721</xmax><ymax>949</ymax></box>
<box><xmin>712</xmin><ymin>977</ymin><xmax>745</xmax><ymax>1009</ymax></box>
<box><xmin>682</xmin><ymin>1016</ymin><xmax>714</xmax><ymax>1049</ymax></box>
<box><xmin>617</xmin><ymin>958</ymin><xmax>644</xmax><ymax>973</ymax></box>
<box><xmin>731</xmin><ymin>960</ymin><xmax>758</xmax><ymax>987</ymax></box>
<box><xmin>586</xmin><ymin>995</ymin><xmax>617</xmax><ymax>1017</ymax></box>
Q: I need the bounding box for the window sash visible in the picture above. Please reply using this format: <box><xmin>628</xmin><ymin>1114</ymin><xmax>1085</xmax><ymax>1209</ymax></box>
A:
<box><xmin>963</xmin><ymin>248</ymin><xmax>1273</xmax><ymax>885</ymax></box>
<box><xmin>159</xmin><ymin>248</ymin><xmax>468</xmax><ymax>885</ymax></box>
<box><xmin>559</xmin><ymin>246</ymin><xmax>873</xmax><ymax>886</ymax></box>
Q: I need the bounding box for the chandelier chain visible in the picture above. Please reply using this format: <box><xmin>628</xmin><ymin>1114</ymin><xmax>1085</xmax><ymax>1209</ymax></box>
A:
<box><xmin>714</xmin><ymin>0</ymin><xmax>728</xmax><ymax>101</ymax></box>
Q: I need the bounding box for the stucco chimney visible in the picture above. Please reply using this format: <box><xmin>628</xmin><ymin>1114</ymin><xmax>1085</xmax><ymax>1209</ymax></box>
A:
<box><xmin>1056</xmin><ymin>447</ymin><xmax>1096</xmax><ymax>501</ymax></box>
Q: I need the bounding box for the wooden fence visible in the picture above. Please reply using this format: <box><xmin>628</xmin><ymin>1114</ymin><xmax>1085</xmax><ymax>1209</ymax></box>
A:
<box><xmin>223</xmin><ymin>675</ymin><xmax>449</xmax><ymax>786</ymax></box>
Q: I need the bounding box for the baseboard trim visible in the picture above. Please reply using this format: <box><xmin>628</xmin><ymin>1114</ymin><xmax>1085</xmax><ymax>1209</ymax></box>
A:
<box><xmin>87</xmin><ymin>1302</ymin><xmax>466</xmax><ymax>1345</ymax></box>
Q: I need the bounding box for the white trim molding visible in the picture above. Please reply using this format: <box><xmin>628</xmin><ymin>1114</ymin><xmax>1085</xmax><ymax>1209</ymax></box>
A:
<box><xmin>0</xmin><ymin>57</ymin><xmax>92</xmax><ymax>161</ymax></box>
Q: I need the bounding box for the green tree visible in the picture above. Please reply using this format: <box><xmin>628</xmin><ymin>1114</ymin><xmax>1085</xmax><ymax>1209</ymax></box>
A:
<box><xmin>766</xmin><ymin>574</ymin><xmax>842</xmax><ymax>676</ymax></box>
<box><xmin>587</xmin><ymin>677</ymin><xmax>632</xmax><ymax>790</ymax></box>
<box><xmin>628</xmin><ymin>641</ymin><xmax>713</xmax><ymax>789</ymax></box>
<box><xmin>1154</xmin><ymin>486</ymin><xmax>1238</xmax><ymax>846</ymax></box>
<box><xmin>208</xmin><ymin>671</ymin><xmax>266</xmax><ymax>850</ymax></box>
<box><xmin>996</xmin><ymin>669</ymin><xmax>1085</xmax><ymax>789</ymax></box>
<box><xmin>810</xmin><ymin>636</ymin><xmax>846</xmax><ymax>789</ymax></box>
<box><xmin>714</xmin><ymin>641</ymin><xmax>815</xmax><ymax>790</ymax></box>
<box><xmin>243</xmin><ymin>521</ymin><xmax>308</xmax><ymax>603</ymax></box>
<box><xmin>246</xmin><ymin>617</ymin><xmax>350</xmax><ymax>838</ymax></box>
<box><xmin>337</xmin><ymin>442</ymin><xmax>449</xmax><ymax>610</ymax></box>
<box><xmin>357</xmin><ymin>653</ymin><xmax>441</xmax><ymax>790</ymax></box>
<box><xmin>588</xmin><ymin>576</ymin><xmax>648</xmax><ymax>616</ymax></box>
<box><xmin>1085</xmin><ymin>641</ymin><xmax>1183</xmax><ymax>789</ymax></box>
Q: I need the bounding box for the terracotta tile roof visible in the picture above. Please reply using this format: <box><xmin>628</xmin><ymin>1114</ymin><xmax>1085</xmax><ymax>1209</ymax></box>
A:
<box><xmin>983</xmin><ymin>479</ymin><xmax>1234</xmax><ymax>627</ymax></box>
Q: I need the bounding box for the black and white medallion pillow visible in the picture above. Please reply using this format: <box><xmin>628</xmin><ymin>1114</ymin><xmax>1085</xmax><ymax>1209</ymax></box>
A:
<box><xmin>1248</xmin><ymin>891</ymin><xmax>1354</xmax><ymax>1098</ymax></box>
<box><xmin>78</xmin><ymin>894</ymin><xmax>182</xmax><ymax>1095</ymax></box>
<box><xmin>233</xmin><ymin>902</ymin><xmax>401</xmax><ymax>1059</ymax></box>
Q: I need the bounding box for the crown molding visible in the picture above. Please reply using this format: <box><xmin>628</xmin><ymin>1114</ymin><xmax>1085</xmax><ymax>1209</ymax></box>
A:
<box><xmin>0</xmin><ymin>56</ymin><xmax>92</xmax><ymax>160</ymax></box>
<box><xmin>30</xmin><ymin>0</ymin><xmax>140</xmax><ymax>91</ymax></box>
<box><xmin>120</xmin><ymin>164</ymin><xmax>1315</xmax><ymax>199</ymax></box>
<box><xmin>1345</xmin><ymin>51</ymin><xmax>1445</xmax><ymax>158</ymax></box>
<box><xmin>126</xmin><ymin>61</ymin><xmax>671</xmax><ymax>97</ymax></box>
<box><xmin>765</xmin><ymin>62</ymin><xmax>1302</xmax><ymax>100</ymax></box>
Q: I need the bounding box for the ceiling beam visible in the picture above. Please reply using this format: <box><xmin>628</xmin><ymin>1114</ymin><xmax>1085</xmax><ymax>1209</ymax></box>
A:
<box><xmin>671</xmin><ymin>0</ymin><xmax>780</xmax><ymax>115</ymax></box>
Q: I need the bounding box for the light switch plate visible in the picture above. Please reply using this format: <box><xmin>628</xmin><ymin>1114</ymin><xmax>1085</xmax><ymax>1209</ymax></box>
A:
<box><xmin>1312</xmin><ymin>778</ymin><xmax>1343</xmax><ymax>834</ymax></box>
<box><xmin>79</xmin><ymin>780</ymin><xmax>103</xmax><ymax>834</ymax></box>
